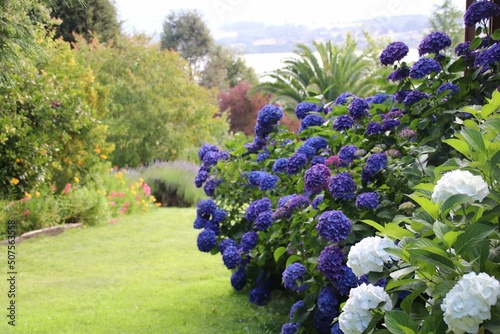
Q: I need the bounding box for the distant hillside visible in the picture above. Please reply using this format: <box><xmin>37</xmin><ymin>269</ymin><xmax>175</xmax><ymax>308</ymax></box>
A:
<box><xmin>214</xmin><ymin>14</ymin><xmax>430</xmax><ymax>54</ymax></box>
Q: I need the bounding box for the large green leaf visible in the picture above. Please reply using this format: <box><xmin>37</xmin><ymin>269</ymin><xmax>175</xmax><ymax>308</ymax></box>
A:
<box><xmin>384</xmin><ymin>310</ymin><xmax>418</xmax><ymax>334</ymax></box>
<box><xmin>454</xmin><ymin>222</ymin><xmax>497</xmax><ymax>255</ymax></box>
<box><xmin>274</xmin><ymin>246</ymin><xmax>287</xmax><ymax>263</ymax></box>
<box><xmin>407</xmin><ymin>194</ymin><xmax>438</xmax><ymax>220</ymax></box>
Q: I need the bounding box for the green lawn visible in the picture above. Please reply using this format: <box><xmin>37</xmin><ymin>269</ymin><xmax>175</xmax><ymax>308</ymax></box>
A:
<box><xmin>0</xmin><ymin>208</ymin><xmax>289</xmax><ymax>333</ymax></box>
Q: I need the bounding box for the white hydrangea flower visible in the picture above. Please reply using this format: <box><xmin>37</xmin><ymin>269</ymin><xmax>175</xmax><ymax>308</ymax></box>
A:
<box><xmin>441</xmin><ymin>272</ymin><xmax>500</xmax><ymax>334</ymax></box>
<box><xmin>431</xmin><ymin>170</ymin><xmax>489</xmax><ymax>204</ymax></box>
<box><xmin>346</xmin><ymin>236</ymin><xmax>399</xmax><ymax>277</ymax></box>
<box><xmin>339</xmin><ymin>283</ymin><xmax>393</xmax><ymax>334</ymax></box>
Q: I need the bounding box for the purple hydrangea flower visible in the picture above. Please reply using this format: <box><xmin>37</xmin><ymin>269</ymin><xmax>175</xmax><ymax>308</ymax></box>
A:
<box><xmin>410</xmin><ymin>58</ymin><xmax>442</xmax><ymax>79</ymax></box>
<box><xmin>286</xmin><ymin>195</ymin><xmax>311</xmax><ymax>211</ymax></box>
<box><xmin>380</xmin><ymin>41</ymin><xmax>409</xmax><ymax>65</ymax></box>
<box><xmin>193</xmin><ymin>216</ymin><xmax>207</xmax><ymax>229</ymax></box>
<box><xmin>259</xmin><ymin>173</ymin><xmax>279</xmax><ymax>191</ymax></box>
<box><xmin>348</xmin><ymin>97</ymin><xmax>369</xmax><ymax>120</ymax></box>
<box><xmin>203</xmin><ymin>178</ymin><xmax>218</xmax><ymax>197</ymax></box>
<box><xmin>217</xmin><ymin>151</ymin><xmax>230</xmax><ymax>161</ymax></box>
<box><xmin>437</xmin><ymin>82</ymin><xmax>460</xmax><ymax>97</ymax></box>
<box><xmin>365</xmin><ymin>153</ymin><xmax>388</xmax><ymax>174</ymax></box>
<box><xmin>328</xmin><ymin>172</ymin><xmax>356</xmax><ymax>201</ymax></box>
<box><xmin>317</xmin><ymin>245</ymin><xmax>345</xmax><ymax>281</ymax></box>
<box><xmin>455</xmin><ymin>41</ymin><xmax>475</xmax><ymax>60</ymax></box>
<box><xmin>241</xmin><ymin>231</ymin><xmax>258</xmax><ymax>252</ymax></box>
<box><xmin>474</xmin><ymin>43</ymin><xmax>500</xmax><ymax>68</ymax></box>
<box><xmin>194</xmin><ymin>170</ymin><xmax>209</xmax><ymax>188</ymax></box>
<box><xmin>290</xmin><ymin>300</ymin><xmax>306</xmax><ymax>323</ymax></box>
<box><xmin>295</xmin><ymin>101</ymin><xmax>320</xmax><ymax>120</ymax></box>
<box><xmin>218</xmin><ymin>238</ymin><xmax>238</xmax><ymax>253</ymax></box>
<box><xmin>273</xmin><ymin>158</ymin><xmax>288</xmax><ymax>173</ymax></box>
<box><xmin>286</xmin><ymin>153</ymin><xmax>308</xmax><ymax>175</ymax></box>
<box><xmin>334</xmin><ymin>265</ymin><xmax>359</xmax><ymax>296</ymax></box>
<box><xmin>249</xmin><ymin>287</ymin><xmax>270</xmax><ymax>306</ymax></box>
<box><xmin>222</xmin><ymin>246</ymin><xmax>241</xmax><ymax>269</ymax></box>
<box><xmin>246</xmin><ymin>197</ymin><xmax>272</xmax><ymax>222</ymax></box>
<box><xmin>338</xmin><ymin>145</ymin><xmax>358</xmax><ymax>163</ymax></box>
<box><xmin>317</xmin><ymin>210</ymin><xmax>352</xmax><ymax>243</ymax></box>
<box><xmin>386</xmin><ymin>67</ymin><xmax>410</xmax><ymax>82</ymax></box>
<box><xmin>299</xmin><ymin>114</ymin><xmax>324</xmax><ymax>133</ymax></box>
<box><xmin>317</xmin><ymin>287</ymin><xmax>339</xmax><ymax>318</ymax></box>
<box><xmin>248</xmin><ymin>171</ymin><xmax>264</xmax><ymax>186</ymax></box>
<box><xmin>197</xmin><ymin>229</ymin><xmax>217</xmax><ymax>252</ymax></box>
<box><xmin>418</xmin><ymin>31</ymin><xmax>452</xmax><ymax>56</ymax></box>
<box><xmin>383</xmin><ymin>118</ymin><xmax>400</xmax><ymax>131</ymax></box>
<box><xmin>203</xmin><ymin>150</ymin><xmax>219</xmax><ymax>166</ymax></box>
<box><xmin>304</xmin><ymin>164</ymin><xmax>331</xmax><ymax>194</ymax></box>
<box><xmin>196</xmin><ymin>199</ymin><xmax>217</xmax><ymax>218</ymax></box>
<box><xmin>403</xmin><ymin>90</ymin><xmax>429</xmax><ymax>106</ymax></box>
<box><xmin>257</xmin><ymin>104</ymin><xmax>284</xmax><ymax>126</ymax></box>
<box><xmin>313</xmin><ymin>310</ymin><xmax>333</xmax><ymax>334</ymax></box>
<box><xmin>255</xmin><ymin>210</ymin><xmax>274</xmax><ymax>231</ymax></box>
<box><xmin>281</xmin><ymin>323</ymin><xmax>300</xmax><ymax>334</ymax></box>
<box><xmin>305</xmin><ymin>136</ymin><xmax>328</xmax><ymax>151</ymax></box>
<box><xmin>245</xmin><ymin>136</ymin><xmax>268</xmax><ymax>153</ymax></box>
<box><xmin>331</xmin><ymin>322</ymin><xmax>343</xmax><ymax>334</ymax></box>
<box><xmin>325</xmin><ymin>155</ymin><xmax>347</xmax><ymax>168</ymax></box>
<box><xmin>254</xmin><ymin>123</ymin><xmax>275</xmax><ymax>138</ymax></box>
<box><xmin>356</xmin><ymin>192</ymin><xmax>380</xmax><ymax>210</ymax></box>
<box><xmin>204</xmin><ymin>220</ymin><xmax>220</xmax><ymax>235</ymax></box>
<box><xmin>311</xmin><ymin>156</ymin><xmax>326</xmax><ymax>166</ymax></box>
<box><xmin>198</xmin><ymin>144</ymin><xmax>219</xmax><ymax>161</ymax></box>
<box><xmin>332</xmin><ymin>115</ymin><xmax>354</xmax><ymax>132</ymax></box>
<box><xmin>282</xmin><ymin>263</ymin><xmax>306</xmax><ymax>290</ymax></box>
<box><xmin>256</xmin><ymin>150</ymin><xmax>270</xmax><ymax>162</ymax></box>
<box><xmin>278</xmin><ymin>194</ymin><xmax>295</xmax><ymax>208</ymax></box>
<box><xmin>312</xmin><ymin>194</ymin><xmax>324</xmax><ymax>210</ymax></box>
<box><xmin>334</xmin><ymin>92</ymin><xmax>355</xmax><ymax>105</ymax></box>
<box><xmin>231</xmin><ymin>267</ymin><xmax>246</xmax><ymax>290</ymax></box>
<box><xmin>464</xmin><ymin>0</ymin><xmax>500</xmax><ymax>27</ymax></box>
<box><xmin>366</xmin><ymin>121</ymin><xmax>385</xmax><ymax>135</ymax></box>
<box><xmin>398</xmin><ymin>128</ymin><xmax>417</xmax><ymax>141</ymax></box>
<box><xmin>394</xmin><ymin>90</ymin><xmax>410</xmax><ymax>103</ymax></box>
<box><xmin>297</xmin><ymin>144</ymin><xmax>317</xmax><ymax>158</ymax></box>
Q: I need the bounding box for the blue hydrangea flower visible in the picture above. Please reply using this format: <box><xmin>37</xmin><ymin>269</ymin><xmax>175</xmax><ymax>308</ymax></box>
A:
<box><xmin>286</xmin><ymin>195</ymin><xmax>311</xmax><ymax>211</ymax></box>
<box><xmin>194</xmin><ymin>170</ymin><xmax>209</xmax><ymax>188</ymax></box>
<box><xmin>394</xmin><ymin>90</ymin><xmax>410</xmax><ymax>103</ymax></box>
<box><xmin>338</xmin><ymin>145</ymin><xmax>358</xmax><ymax>163</ymax></box>
<box><xmin>281</xmin><ymin>323</ymin><xmax>300</xmax><ymax>334</ymax></box>
<box><xmin>317</xmin><ymin>245</ymin><xmax>345</xmax><ymax>281</ymax></box>
<box><xmin>230</xmin><ymin>267</ymin><xmax>246</xmax><ymax>290</ymax></box>
<box><xmin>403</xmin><ymin>90</ymin><xmax>429</xmax><ymax>106</ymax></box>
<box><xmin>289</xmin><ymin>300</ymin><xmax>306</xmax><ymax>323</ymax></box>
<box><xmin>198</xmin><ymin>144</ymin><xmax>218</xmax><ymax>161</ymax></box>
<box><xmin>348</xmin><ymin>97</ymin><xmax>369</xmax><ymax>120</ymax></box>
<box><xmin>369</xmin><ymin>93</ymin><xmax>393</xmax><ymax>105</ymax></box>
<box><xmin>295</xmin><ymin>101</ymin><xmax>319</xmax><ymax>120</ymax></box>
<box><xmin>356</xmin><ymin>192</ymin><xmax>380</xmax><ymax>210</ymax></box>
<box><xmin>204</xmin><ymin>220</ymin><xmax>220</xmax><ymax>235</ymax></box>
<box><xmin>304</xmin><ymin>164</ymin><xmax>331</xmax><ymax>194</ymax></box>
<box><xmin>437</xmin><ymin>82</ymin><xmax>460</xmax><ymax>97</ymax></box>
<box><xmin>380</xmin><ymin>41</ymin><xmax>409</xmax><ymax>65</ymax></box>
<box><xmin>317</xmin><ymin>287</ymin><xmax>339</xmax><ymax>318</ymax></box>
<box><xmin>203</xmin><ymin>150</ymin><xmax>219</xmax><ymax>167</ymax></box>
<box><xmin>245</xmin><ymin>136</ymin><xmax>268</xmax><ymax>153</ymax></box>
<box><xmin>259</xmin><ymin>173</ymin><xmax>279</xmax><ymax>191</ymax></box>
<box><xmin>211</xmin><ymin>209</ymin><xmax>227</xmax><ymax>224</ymax></box>
<box><xmin>328</xmin><ymin>172</ymin><xmax>356</xmax><ymax>201</ymax></box>
<box><xmin>334</xmin><ymin>265</ymin><xmax>359</xmax><ymax>296</ymax></box>
<box><xmin>317</xmin><ymin>210</ymin><xmax>352</xmax><ymax>243</ymax></box>
<box><xmin>222</xmin><ymin>246</ymin><xmax>241</xmax><ymax>269</ymax></box>
<box><xmin>311</xmin><ymin>156</ymin><xmax>326</xmax><ymax>166</ymax></box>
<box><xmin>196</xmin><ymin>199</ymin><xmax>217</xmax><ymax>218</ymax></box>
<box><xmin>305</xmin><ymin>136</ymin><xmax>328</xmax><ymax>151</ymax></box>
<box><xmin>218</xmin><ymin>238</ymin><xmax>238</xmax><ymax>253</ymax></box>
<box><xmin>240</xmin><ymin>231</ymin><xmax>258</xmax><ymax>252</ymax></box>
<box><xmin>464</xmin><ymin>0</ymin><xmax>500</xmax><ymax>27</ymax></box>
<box><xmin>286</xmin><ymin>153</ymin><xmax>308</xmax><ymax>175</ymax></box>
<box><xmin>366</xmin><ymin>121</ymin><xmax>385</xmax><ymax>135</ymax></box>
<box><xmin>193</xmin><ymin>216</ymin><xmax>208</xmax><ymax>229</ymax></box>
<box><xmin>365</xmin><ymin>153</ymin><xmax>388</xmax><ymax>174</ymax></box>
<box><xmin>383</xmin><ymin>118</ymin><xmax>400</xmax><ymax>131</ymax></box>
<box><xmin>312</xmin><ymin>194</ymin><xmax>324</xmax><ymax>210</ymax></box>
<box><xmin>278</xmin><ymin>194</ymin><xmax>295</xmax><ymax>208</ymax></box>
<box><xmin>246</xmin><ymin>197</ymin><xmax>272</xmax><ymax>222</ymax></box>
<box><xmin>248</xmin><ymin>171</ymin><xmax>265</xmax><ymax>186</ymax></box>
<box><xmin>255</xmin><ymin>210</ymin><xmax>274</xmax><ymax>231</ymax></box>
<box><xmin>254</xmin><ymin>123</ymin><xmax>275</xmax><ymax>138</ymax></box>
<box><xmin>331</xmin><ymin>322</ymin><xmax>343</xmax><ymax>334</ymax></box>
<box><xmin>297</xmin><ymin>144</ymin><xmax>317</xmax><ymax>158</ymax></box>
<box><xmin>273</xmin><ymin>158</ymin><xmax>288</xmax><ymax>173</ymax></box>
<box><xmin>249</xmin><ymin>287</ymin><xmax>270</xmax><ymax>306</ymax></box>
<box><xmin>197</xmin><ymin>229</ymin><xmax>217</xmax><ymax>252</ymax></box>
<box><xmin>410</xmin><ymin>58</ymin><xmax>442</xmax><ymax>79</ymax></box>
<box><xmin>474</xmin><ymin>43</ymin><xmax>500</xmax><ymax>68</ymax></box>
<box><xmin>312</xmin><ymin>309</ymin><xmax>333</xmax><ymax>334</ymax></box>
<box><xmin>332</xmin><ymin>115</ymin><xmax>354</xmax><ymax>131</ymax></box>
<box><xmin>257</xmin><ymin>104</ymin><xmax>284</xmax><ymax>126</ymax></box>
<box><xmin>203</xmin><ymin>178</ymin><xmax>218</xmax><ymax>197</ymax></box>
<box><xmin>217</xmin><ymin>151</ymin><xmax>230</xmax><ymax>161</ymax></box>
<box><xmin>256</xmin><ymin>150</ymin><xmax>270</xmax><ymax>162</ymax></box>
<box><xmin>334</xmin><ymin>92</ymin><xmax>355</xmax><ymax>105</ymax></box>
<box><xmin>282</xmin><ymin>263</ymin><xmax>306</xmax><ymax>290</ymax></box>
<box><xmin>455</xmin><ymin>41</ymin><xmax>475</xmax><ymax>60</ymax></box>
<box><xmin>386</xmin><ymin>66</ymin><xmax>410</xmax><ymax>82</ymax></box>
<box><xmin>299</xmin><ymin>114</ymin><xmax>324</xmax><ymax>133</ymax></box>
<box><xmin>418</xmin><ymin>31</ymin><xmax>452</xmax><ymax>56</ymax></box>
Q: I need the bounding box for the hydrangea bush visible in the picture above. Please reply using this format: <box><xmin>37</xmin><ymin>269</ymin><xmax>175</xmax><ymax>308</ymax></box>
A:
<box><xmin>191</xmin><ymin>4</ymin><xmax>500</xmax><ymax>333</ymax></box>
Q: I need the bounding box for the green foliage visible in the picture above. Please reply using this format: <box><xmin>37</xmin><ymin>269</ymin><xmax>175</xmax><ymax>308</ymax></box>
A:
<box><xmin>74</xmin><ymin>34</ymin><xmax>229</xmax><ymax>167</ymax></box>
<box><xmin>50</xmin><ymin>0</ymin><xmax>121</xmax><ymax>44</ymax></box>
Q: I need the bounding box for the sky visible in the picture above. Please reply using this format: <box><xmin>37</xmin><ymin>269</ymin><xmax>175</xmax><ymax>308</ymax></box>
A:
<box><xmin>114</xmin><ymin>0</ymin><xmax>465</xmax><ymax>37</ymax></box>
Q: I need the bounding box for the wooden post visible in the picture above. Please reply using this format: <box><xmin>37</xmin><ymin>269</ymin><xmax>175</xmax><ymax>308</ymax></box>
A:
<box><xmin>490</xmin><ymin>0</ymin><xmax>500</xmax><ymax>33</ymax></box>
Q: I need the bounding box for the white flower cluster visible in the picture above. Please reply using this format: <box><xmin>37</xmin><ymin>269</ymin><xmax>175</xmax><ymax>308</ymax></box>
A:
<box><xmin>441</xmin><ymin>272</ymin><xmax>500</xmax><ymax>334</ymax></box>
<box><xmin>346</xmin><ymin>236</ymin><xmax>399</xmax><ymax>277</ymax></box>
<box><xmin>431</xmin><ymin>170</ymin><xmax>489</xmax><ymax>204</ymax></box>
<box><xmin>339</xmin><ymin>283</ymin><xmax>393</xmax><ymax>334</ymax></box>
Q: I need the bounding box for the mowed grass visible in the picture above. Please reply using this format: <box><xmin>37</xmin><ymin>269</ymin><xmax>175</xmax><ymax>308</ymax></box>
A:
<box><xmin>0</xmin><ymin>208</ymin><xmax>289</xmax><ymax>333</ymax></box>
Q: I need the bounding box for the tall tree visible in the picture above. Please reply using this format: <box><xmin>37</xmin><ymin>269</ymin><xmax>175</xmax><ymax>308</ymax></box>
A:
<box><xmin>428</xmin><ymin>0</ymin><xmax>464</xmax><ymax>48</ymax></box>
<box><xmin>51</xmin><ymin>0</ymin><xmax>121</xmax><ymax>44</ymax></box>
<box><xmin>160</xmin><ymin>9</ymin><xmax>213</xmax><ymax>77</ymax></box>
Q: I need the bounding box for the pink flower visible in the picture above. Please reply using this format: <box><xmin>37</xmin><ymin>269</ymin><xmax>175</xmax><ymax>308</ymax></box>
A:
<box><xmin>63</xmin><ymin>183</ymin><xmax>71</xmax><ymax>194</ymax></box>
<box><xmin>142</xmin><ymin>183</ymin><xmax>151</xmax><ymax>196</ymax></box>
<box><xmin>20</xmin><ymin>197</ymin><xmax>31</xmax><ymax>203</ymax></box>
<box><xmin>109</xmin><ymin>201</ymin><xmax>116</xmax><ymax>206</ymax></box>
<box><xmin>23</xmin><ymin>210</ymin><xmax>30</xmax><ymax>216</ymax></box>
<box><xmin>119</xmin><ymin>207</ymin><xmax>127</xmax><ymax>213</ymax></box>
<box><xmin>124</xmin><ymin>201</ymin><xmax>130</xmax><ymax>207</ymax></box>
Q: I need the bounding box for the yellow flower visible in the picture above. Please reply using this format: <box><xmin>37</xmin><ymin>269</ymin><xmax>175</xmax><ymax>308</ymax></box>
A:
<box><xmin>35</xmin><ymin>192</ymin><xmax>40</xmax><ymax>197</ymax></box>
<box><xmin>120</xmin><ymin>180</ymin><xmax>125</xmax><ymax>185</ymax></box>
<box><xmin>25</xmin><ymin>192</ymin><xmax>31</xmax><ymax>198</ymax></box>
<box><xmin>155</xmin><ymin>203</ymin><xmax>162</xmax><ymax>207</ymax></box>
<box><xmin>10</xmin><ymin>178</ymin><xmax>19</xmax><ymax>185</ymax></box>
<box><xmin>97</xmin><ymin>190</ymin><xmax>102</xmax><ymax>194</ymax></box>
<box><xmin>131</xmin><ymin>190</ymin><xmax>137</xmax><ymax>195</ymax></box>
<box><xmin>74</xmin><ymin>177</ymin><xmax>80</xmax><ymax>183</ymax></box>
<box><xmin>100</xmin><ymin>154</ymin><xmax>107</xmax><ymax>159</ymax></box>
<box><xmin>115</xmin><ymin>172</ymin><xmax>123</xmax><ymax>179</ymax></box>
<box><xmin>139</xmin><ymin>178</ymin><xmax>144</xmax><ymax>183</ymax></box>
<box><xmin>94</xmin><ymin>148</ymin><xmax>101</xmax><ymax>154</ymax></box>
<box><xmin>15</xmin><ymin>158</ymin><xmax>20</xmax><ymax>163</ymax></box>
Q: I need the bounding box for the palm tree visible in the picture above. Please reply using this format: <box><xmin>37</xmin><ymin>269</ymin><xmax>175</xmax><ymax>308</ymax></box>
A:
<box><xmin>251</xmin><ymin>34</ymin><xmax>383</xmax><ymax>113</ymax></box>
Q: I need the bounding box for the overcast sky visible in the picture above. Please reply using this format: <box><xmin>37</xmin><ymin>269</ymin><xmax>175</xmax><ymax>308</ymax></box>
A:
<box><xmin>114</xmin><ymin>0</ymin><xmax>465</xmax><ymax>37</ymax></box>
